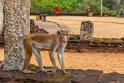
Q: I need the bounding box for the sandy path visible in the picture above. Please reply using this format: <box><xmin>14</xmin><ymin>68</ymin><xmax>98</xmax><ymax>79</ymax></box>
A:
<box><xmin>0</xmin><ymin>48</ymin><xmax>124</xmax><ymax>74</ymax></box>
<box><xmin>31</xmin><ymin>16</ymin><xmax>124</xmax><ymax>38</ymax></box>
<box><xmin>47</xmin><ymin>16</ymin><xmax>124</xmax><ymax>38</ymax></box>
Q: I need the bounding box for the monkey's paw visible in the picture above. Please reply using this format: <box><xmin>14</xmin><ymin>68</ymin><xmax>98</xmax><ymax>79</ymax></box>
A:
<box><xmin>50</xmin><ymin>69</ymin><xmax>57</xmax><ymax>75</ymax></box>
<box><xmin>63</xmin><ymin>71</ymin><xmax>68</xmax><ymax>74</ymax></box>
<box><xmin>40</xmin><ymin>68</ymin><xmax>53</xmax><ymax>74</ymax></box>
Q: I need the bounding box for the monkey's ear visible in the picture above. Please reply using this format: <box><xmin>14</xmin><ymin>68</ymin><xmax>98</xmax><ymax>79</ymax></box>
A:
<box><xmin>57</xmin><ymin>31</ymin><xmax>60</xmax><ymax>35</ymax></box>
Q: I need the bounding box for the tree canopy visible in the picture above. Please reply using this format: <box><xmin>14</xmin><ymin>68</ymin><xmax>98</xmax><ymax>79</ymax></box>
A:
<box><xmin>31</xmin><ymin>0</ymin><xmax>124</xmax><ymax>16</ymax></box>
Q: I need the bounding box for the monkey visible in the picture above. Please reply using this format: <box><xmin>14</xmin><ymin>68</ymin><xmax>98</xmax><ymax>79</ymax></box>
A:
<box><xmin>0</xmin><ymin>29</ymin><xmax>70</xmax><ymax>74</ymax></box>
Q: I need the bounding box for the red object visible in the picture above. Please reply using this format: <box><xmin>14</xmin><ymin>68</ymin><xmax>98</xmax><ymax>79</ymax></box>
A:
<box><xmin>54</xmin><ymin>7</ymin><xmax>60</xmax><ymax>13</ymax></box>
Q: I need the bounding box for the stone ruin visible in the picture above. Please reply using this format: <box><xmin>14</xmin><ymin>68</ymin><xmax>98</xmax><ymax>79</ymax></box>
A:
<box><xmin>80</xmin><ymin>21</ymin><xmax>94</xmax><ymax>40</ymax></box>
<box><xmin>30</xmin><ymin>20</ymin><xmax>48</xmax><ymax>34</ymax></box>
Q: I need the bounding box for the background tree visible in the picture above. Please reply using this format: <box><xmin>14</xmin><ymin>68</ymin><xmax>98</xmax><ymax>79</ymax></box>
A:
<box><xmin>3</xmin><ymin>0</ymin><xmax>30</xmax><ymax>70</ymax></box>
<box><xmin>30</xmin><ymin>0</ymin><xmax>79</xmax><ymax>14</ymax></box>
<box><xmin>30</xmin><ymin>0</ymin><xmax>123</xmax><ymax>16</ymax></box>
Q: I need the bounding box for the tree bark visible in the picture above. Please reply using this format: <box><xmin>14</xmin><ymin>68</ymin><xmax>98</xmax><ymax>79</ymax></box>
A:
<box><xmin>0</xmin><ymin>0</ymin><xmax>4</xmax><ymax>35</ymax></box>
<box><xmin>3</xmin><ymin>0</ymin><xmax>30</xmax><ymax>70</ymax></box>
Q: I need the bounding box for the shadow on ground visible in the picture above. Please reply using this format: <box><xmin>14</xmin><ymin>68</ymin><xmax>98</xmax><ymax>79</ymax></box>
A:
<box><xmin>0</xmin><ymin>64</ymin><xmax>124</xmax><ymax>83</ymax></box>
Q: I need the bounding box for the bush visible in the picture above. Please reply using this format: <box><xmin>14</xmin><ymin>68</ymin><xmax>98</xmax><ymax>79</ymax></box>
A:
<box><xmin>108</xmin><ymin>10</ymin><xmax>118</xmax><ymax>16</ymax></box>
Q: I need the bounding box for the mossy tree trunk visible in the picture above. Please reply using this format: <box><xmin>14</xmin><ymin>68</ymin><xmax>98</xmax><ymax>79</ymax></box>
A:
<box><xmin>3</xmin><ymin>0</ymin><xmax>30</xmax><ymax>70</ymax></box>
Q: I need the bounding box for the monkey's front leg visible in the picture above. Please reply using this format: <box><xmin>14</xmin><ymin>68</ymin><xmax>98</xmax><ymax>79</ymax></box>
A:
<box><xmin>49</xmin><ymin>46</ymin><xmax>58</xmax><ymax>75</ymax></box>
<box><xmin>58</xmin><ymin>43</ymin><xmax>67</xmax><ymax>74</ymax></box>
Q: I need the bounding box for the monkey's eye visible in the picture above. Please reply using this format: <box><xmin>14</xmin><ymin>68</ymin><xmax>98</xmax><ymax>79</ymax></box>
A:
<box><xmin>62</xmin><ymin>34</ymin><xmax>68</xmax><ymax>36</ymax></box>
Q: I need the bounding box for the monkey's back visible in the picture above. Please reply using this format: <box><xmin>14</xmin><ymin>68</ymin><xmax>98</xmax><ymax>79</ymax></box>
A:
<box><xmin>24</xmin><ymin>33</ymin><xmax>59</xmax><ymax>44</ymax></box>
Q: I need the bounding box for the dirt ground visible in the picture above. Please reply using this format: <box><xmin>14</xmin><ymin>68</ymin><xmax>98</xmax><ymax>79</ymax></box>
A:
<box><xmin>32</xmin><ymin>51</ymin><xmax>124</xmax><ymax>74</ymax></box>
<box><xmin>0</xmin><ymin>16</ymin><xmax>124</xmax><ymax>82</ymax></box>
<box><xmin>0</xmin><ymin>48</ymin><xmax>124</xmax><ymax>75</ymax></box>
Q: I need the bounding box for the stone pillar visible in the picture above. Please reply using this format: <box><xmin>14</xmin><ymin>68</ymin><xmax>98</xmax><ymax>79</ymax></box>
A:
<box><xmin>80</xmin><ymin>21</ymin><xmax>94</xmax><ymax>40</ymax></box>
<box><xmin>3</xmin><ymin>0</ymin><xmax>30</xmax><ymax>70</ymax></box>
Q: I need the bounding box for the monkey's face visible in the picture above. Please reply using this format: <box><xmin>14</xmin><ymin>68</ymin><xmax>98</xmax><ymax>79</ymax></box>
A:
<box><xmin>57</xmin><ymin>30</ymin><xmax>70</xmax><ymax>43</ymax></box>
<box><xmin>61</xmin><ymin>33</ymin><xmax>69</xmax><ymax>42</ymax></box>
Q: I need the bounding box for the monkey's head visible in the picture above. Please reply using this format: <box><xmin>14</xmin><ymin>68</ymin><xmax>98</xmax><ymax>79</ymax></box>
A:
<box><xmin>57</xmin><ymin>30</ymin><xmax>70</xmax><ymax>43</ymax></box>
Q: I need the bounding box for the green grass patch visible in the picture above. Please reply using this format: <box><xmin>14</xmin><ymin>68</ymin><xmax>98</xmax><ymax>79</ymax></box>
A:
<box><xmin>46</xmin><ymin>71</ymin><xmax>73</xmax><ymax>83</ymax></box>
<box><xmin>89</xmin><ymin>44</ymin><xmax>116</xmax><ymax>47</ymax></box>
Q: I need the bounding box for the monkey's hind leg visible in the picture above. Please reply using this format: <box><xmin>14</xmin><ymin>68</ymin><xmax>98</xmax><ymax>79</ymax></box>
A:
<box><xmin>23</xmin><ymin>40</ymin><xmax>36</xmax><ymax>73</ymax></box>
<box><xmin>0</xmin><ymin>59</ymin><xmax>4</xmax><ymax>68</ymax></box>
<box><xmin>32</xmin><ymin>43</ymin><xmax>52</xmax><ymax>73</ymax></box>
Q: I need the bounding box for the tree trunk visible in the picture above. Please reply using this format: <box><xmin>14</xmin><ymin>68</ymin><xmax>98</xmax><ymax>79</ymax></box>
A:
<box><xmin>0</xmin><ymin>0</ymin><xmax>4</xmax><ymax>35</ymax></box>
<box><xmin>3</xmin><ymin>0</ymin><xmax>30</xmax><ymax>70</ymax></box>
